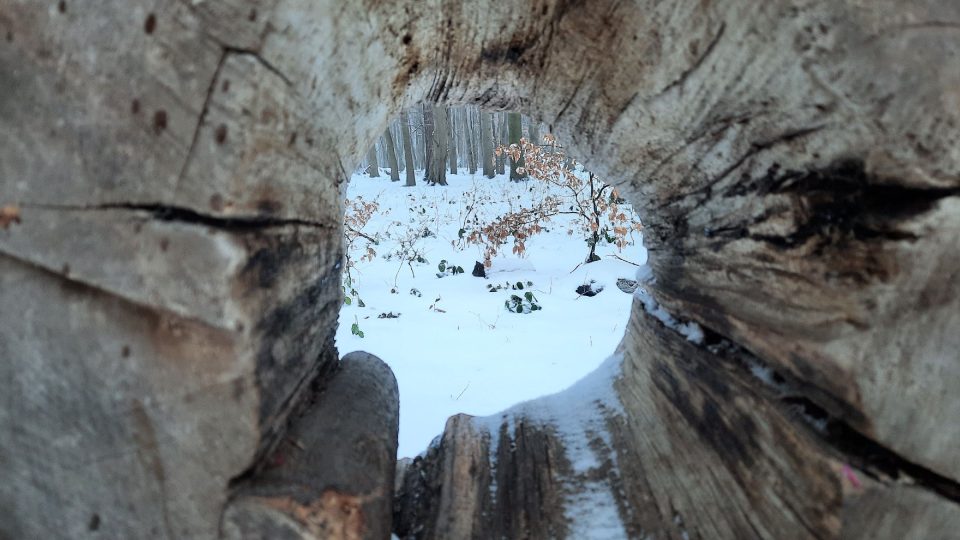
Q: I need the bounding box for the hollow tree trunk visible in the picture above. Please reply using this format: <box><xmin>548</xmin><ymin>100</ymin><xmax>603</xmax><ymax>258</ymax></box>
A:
<box><xmin>1</xmin><ymin>1</ymin><xmax>958</xmax><ymax>539</ymax></box>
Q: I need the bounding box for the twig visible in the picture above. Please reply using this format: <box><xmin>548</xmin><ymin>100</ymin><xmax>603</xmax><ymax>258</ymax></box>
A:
<box><xmin>345</xmin><ymin>224</ymin><xmax>378</xmax><ymax>244</ymax></box>
<box><xmin>453</xmin><ymin>382</ymin><xmax>470</xmax><ymax>400</ymax></box>
<box><xmin>607</xmin><ymin>253</ymin><xmax>641</xmax><ymax>266</ymax></box>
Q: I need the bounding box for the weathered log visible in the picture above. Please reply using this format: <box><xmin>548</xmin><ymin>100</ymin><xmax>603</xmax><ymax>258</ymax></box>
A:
<box><xmin>222</xmin><ymin>352</ymin><xmax>399</xmax><ymax>540</ymax></box>
<box><xmin>1</xmin><ymin>0</ymin><xmax>958</xmax><ymax>538</ymax></box>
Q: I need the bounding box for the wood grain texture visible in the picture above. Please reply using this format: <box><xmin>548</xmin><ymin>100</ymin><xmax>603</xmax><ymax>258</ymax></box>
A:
<box><xmin>1</xmin><ymin>0</ymin><xmax>957</xmax><ymax>538</ymax></box>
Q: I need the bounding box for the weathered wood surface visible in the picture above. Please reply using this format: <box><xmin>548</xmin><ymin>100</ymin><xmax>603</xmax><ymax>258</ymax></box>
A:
<box><xmin>1</xmin><ymin>0</ymin><xmax>958</xmax><ymax>538</ymax></box>
<box><xmin>223</xmin><ymin>352</ymin><xmax>399</xmax><ymax>540</ymax></box>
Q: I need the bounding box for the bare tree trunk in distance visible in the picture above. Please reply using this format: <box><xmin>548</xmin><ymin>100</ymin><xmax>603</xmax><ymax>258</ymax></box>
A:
<box><xmin>426</xmin><ymin>104</ymin><xmax>448</xmax><ymax>186</ymax></box>
<box><xmin>400</xmin><ymin>110</ymin><xmax>417</xmax><ymax>187</ymax></box>
<box><xmin>366</xmin><ymin>144</ymin><xmax>380</xmax><ymax>177</ymax></box>
<box><xmin>383</xmin><ymin>128</ymin><xmax>401</xmax><ymax>181</ymax></box>
<box><xmin>507</xmin><ymin>112</ymin><xmax>524</xmax><ymax>181</ymax></box>
<box><xmin>480</xmin><ymin>111</ymin><xmax>495</xmax><ymax>178</ymax></box>
<box><xmin>465</xmin><ymin>108</ymin><xmax>477</xmax><ymax>175</ymax></box>
<box><xmin>446</xmin><ymin>108</ymin><xmax>457</xmax><ymax>175</ymax></box>
<box><xmin>422</xmin><ymin>103</ymin><xmax>434</xmax><ymax>182</ymax></box>
<box><xmin>496</xmin><ymin>113</ymin><xmax>506</xmax><ymax>175</ymax></box>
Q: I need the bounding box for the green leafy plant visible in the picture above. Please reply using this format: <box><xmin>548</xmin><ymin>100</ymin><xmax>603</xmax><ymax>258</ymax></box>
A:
<box><xmin>504</xmin><ymin>291</ymin><xmax>541</xmax><ymax>314</ymax></box>
<box><xmin>342</xmin><ymin>276</ymin><xmax>366</xmax><ymax>307</ymax></box>
<box><xmin>486</xmin><ymin>280</ymin><xmax>534</xmax><ymax>293</ymax></box>
<box><xmin>351</xmin><ymin>316</ymin><xmax>365</xmax><ymax>338</ymax></box>
<box><xmin>436</xmin><ymin>259</ymin><xmax>465</xmax><ymax>278</ymax></box>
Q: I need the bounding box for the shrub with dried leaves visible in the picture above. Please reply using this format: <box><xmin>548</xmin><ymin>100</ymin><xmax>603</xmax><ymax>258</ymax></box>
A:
<box><xmin>468</xmin><ymin>135</ymin><xmax>642</xmax><ymax>266</ymax></box>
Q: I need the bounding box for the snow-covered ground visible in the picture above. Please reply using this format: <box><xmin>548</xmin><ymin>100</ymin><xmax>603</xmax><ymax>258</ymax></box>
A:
<box><xmin>336</xmin><ymin>170</ymin><xmax>647</xmax><ymax>458</ymax></box>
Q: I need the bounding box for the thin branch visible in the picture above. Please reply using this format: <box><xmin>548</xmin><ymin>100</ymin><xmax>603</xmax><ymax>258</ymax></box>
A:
<box><xmin>607</xmin><ymin>253</ymin><xmax>642</xmax><ymax>266</ymax></box>
<box><xmin>345</xmin><ymin>224</ymin><xmax>378</xmax><ymax>244</ymax></box>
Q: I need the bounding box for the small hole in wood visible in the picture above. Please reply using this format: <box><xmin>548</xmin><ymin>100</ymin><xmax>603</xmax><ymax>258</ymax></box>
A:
<box><xmin>214</xmin><ymin>124</ymin><xmax>228</xmax><ymax>144</ymax></box>
<box><xmin>153</xmin><ymin>110</ymin><xmax>167</xmax><ymax>133</ymax></box>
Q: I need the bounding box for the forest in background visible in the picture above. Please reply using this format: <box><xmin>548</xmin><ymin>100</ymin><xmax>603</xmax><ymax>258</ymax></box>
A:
<box><xmin>361</xmin><ymin>106</ymin><xmax>539</xmax><ymax>185</ymax></box>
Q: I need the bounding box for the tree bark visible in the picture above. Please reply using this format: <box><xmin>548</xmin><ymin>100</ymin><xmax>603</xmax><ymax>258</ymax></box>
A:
<box><xmin>507</xmin><ymin>112</ymin><xmax>525</xmax><ymax>181</ymax></box>
<box><xmin>2</xmin><ymin>1</ymin><xmax>958</xmax><ymax>539</ymax></box>
<box><xmin>366</xmin><ymin>144</ymin><xmax>380</xmax><ymax>177</ymax></box>
<box><xmin>422</xmin><ymin>103</ymin><xmax>434</xmax><ymax>183</ymax></box>
<box><xmin>446</xmin><ymin>108</ymin><xmax>457</xmax><ymax>175</ymax></box>
<box><xmin>464</xmin><ymin>108</ymin><xmax>477</xmax><ymax>175</ymax></box>
<box><xmin>399</xmin><ymin>110</ymin><xmax>417</xmax><ymax>187</ymax></box>
<box><xmin>426</xmin><ymin>104</ymin><xmax>448</xmax><ymax>186</ymax></box>
<box><xmin>496</xmin><ymin>113</ymin><xmax>506</xmax><ymax>176</ymax></box>
<box><xmin>383</xmin><ymin>128</ymin><xmax>401</xmax><ymax>182</ymax></box>
<box><xmin>528</xmin><ymin>117</ymin><xmax>540</xmax><ymax>146</ymax></box>
<box><xmin>480</xmin><ymin>112</ymin><xmax>495</xmax><ymax>179</ymax></box>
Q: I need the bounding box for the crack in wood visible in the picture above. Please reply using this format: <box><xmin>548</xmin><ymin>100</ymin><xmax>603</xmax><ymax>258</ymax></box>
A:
<box><xmin>18</xmin><ymin>202</ymin><xmax>335</xmax><ymax>231</ymax></box>
<box><xmin>645</xmin><ymin>305</ymin><xmax>960</xmax><ymax>505</ymax></box>
<box><xmin>656</xmin><ymin>22</ymin><xmax>727</xmax><ymax>97</ymax></box>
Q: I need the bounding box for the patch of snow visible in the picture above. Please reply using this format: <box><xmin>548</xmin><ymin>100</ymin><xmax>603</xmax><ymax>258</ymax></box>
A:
<box><xmin>488</xmin><ymin>256</ymin><xmax>536</xmax><ymax>273</ymax></box>
<box><xmin>474</xmin><ymin>354</ymin><xmax>629</xmax><ymax>539</ymax></box>
<box><xmin>633</xmin><ymin>273</ymin><xmax>704</xmax><ymax>345</ymax></box>
<box><xmin>341</xmin><ymin>168</ymin><xmax>642</xmax><ymax>532</ymax></box>
<box><xmin>748</xmin><ymin>360</ymin><xmax>779</xmax><ymax>388</ymax></box>
<box><xmin>634</xmin><ymin>264</ymin><xmax>655</xmax><ymax>284</ymax></box>
<box><xmin>677</xmin><ymin>321</ymin><xmax>704</xmax><ymax>344</ymax></box>
<box><xmin>337</xmin><ymin>171</ymin><xmax>646</xmax><ymax>458</ymax></box>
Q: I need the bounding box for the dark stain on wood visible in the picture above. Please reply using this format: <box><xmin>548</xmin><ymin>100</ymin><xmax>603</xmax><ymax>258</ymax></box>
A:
<box><xmin>256</xmin><ymin>199</ymin><xmax>283</xmax><ymax>215</ymax></box>
<box><xmin>152</xmin><ymin>110</ymin><xmax>168</xmax><ymax>134</ymax></box>
<box><xmin>144</xmin><ymin>13</ymin><xmax>156</xmax><ymax>35</ymax></box>
<box><xmin>214</xmin><ymin>124</ymin><xmax>228</xmax><ymax>144</ymax></box>
<box><xmin>653</xmin><ymin>359</ymin><xmax>758</xmax><ymax>470</ymax></box>
<box><xmin>749</xmin><ymin>159</ymin><xmax>956</xmax><ymax>254</ymax></box>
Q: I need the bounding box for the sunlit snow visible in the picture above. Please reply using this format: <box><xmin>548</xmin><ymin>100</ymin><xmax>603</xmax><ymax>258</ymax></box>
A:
<box><xmin>336</xmin><ymin>170</ymin><xmax>646</xmax><ymax>458</ymax></box>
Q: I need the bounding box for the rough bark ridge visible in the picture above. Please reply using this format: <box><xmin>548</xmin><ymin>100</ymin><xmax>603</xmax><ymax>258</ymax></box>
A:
<box><xmin>1</xmin><ymin>0</ymin><xmax>958</xmax><ymax>538</ymax></box>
